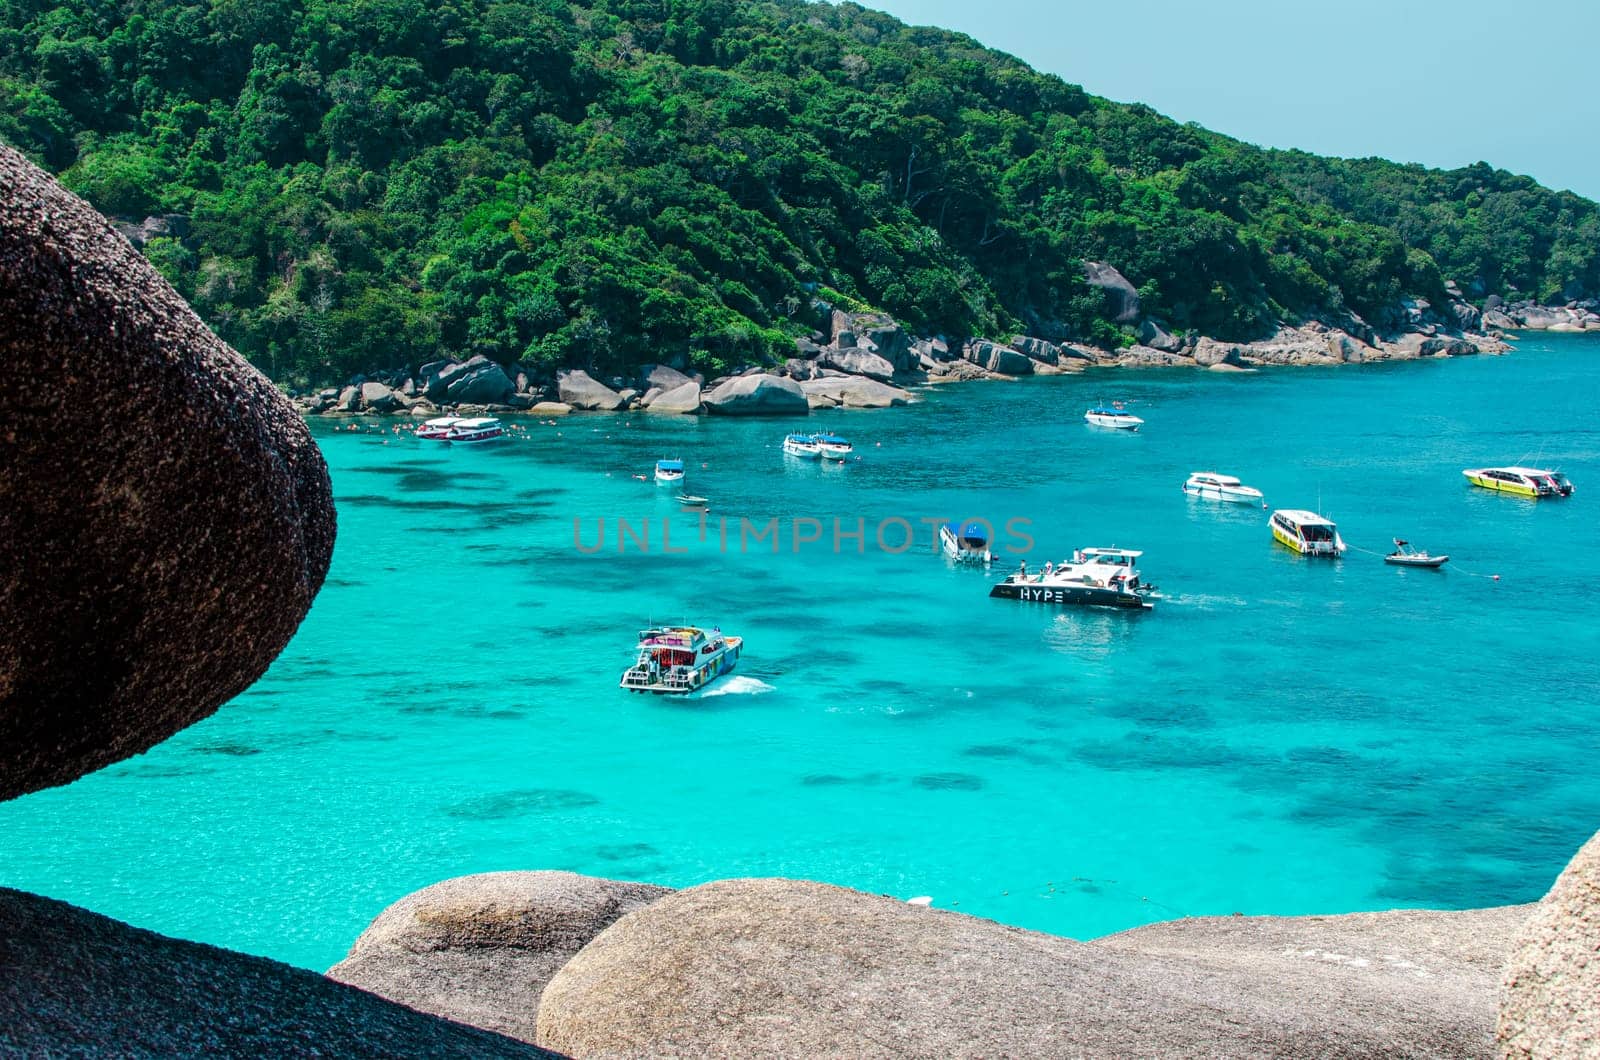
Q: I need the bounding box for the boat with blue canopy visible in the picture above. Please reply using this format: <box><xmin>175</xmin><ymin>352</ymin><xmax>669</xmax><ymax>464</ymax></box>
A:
<box><xmin>815</xmin><ymin>433</ymin><xmax>854</xmax><ymax>460</ymax></box>
<box><xmin>654</xmin><ymin>458</ymin><xmax>685</xmax><ymax>484</ymax></box>
<box><xmin>1085</xmin><ymin>404</ymin><xmax>1144</xmax><ymax>430</ymax></box>
<box><xmin>940</xmin><ymin>521</ymin><xmax>995</xmax><ymax>564</ymax></box>
<box><xmin>782</xmin><ymin>433</ymin><xmax>821</xmax><ymax>459</ymax></box>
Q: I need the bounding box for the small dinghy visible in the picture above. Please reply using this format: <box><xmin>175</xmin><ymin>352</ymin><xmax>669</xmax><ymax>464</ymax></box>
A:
<box><xmin>677</xmin><ymin>494</ymin><xmax>709</xmax><ymax>509</ymax></box>
<box><xmin>1384</xmin><ymin>539</ymin><xmax>1449</xmax><ymax>568</ymax></box>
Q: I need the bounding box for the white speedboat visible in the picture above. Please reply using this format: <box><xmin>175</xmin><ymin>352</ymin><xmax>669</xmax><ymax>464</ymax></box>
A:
<box><xmin>1462</xmin><ymin>466</ymin><xmax>1573</xmax><ymax>498</ymax></box>
<box><xmin>815</xmin><ymin>433</ymin><xmax>853</xmax><ymax>460</ymax></box>
<box><xmin>1270</xmin><ymin>509</ymin><xmax>1346</xmax><ymax>557</ymax></box>
<box><xmin>939</xmin><ymin>521</ymin><xmax>995</xmax><ymax>564</ymax></box>
<box><xmin>782</xmin><ymin>433</ymin><xmax>821</xmax><ymax>458</ymax></box>
<box><xmin>620</xmin><ymin>626</ymin><xmax>743</xmax><ymax>694</ymax></box>
<box><xmin>1183</xmin><ymin>471</ymin><xmax>1264</xmax><ymax>506</ymax></box>
<box><xmin>989</xmin><ymin>548</ymin><xmax>1155</xmax><ymax>610</ymax></box>
<box><xmin>1384</xmin><ymin>539</ymin><xmax>1448</xmax><ymax>568</ymax></box>
<box><xmin>654</xmin><ymin>458</ymin><xmax>685</xmax><ymax>484</ymax></box>
<box><xmin>415</xmin><ymin>416</ymin><xmax>462</xmax><ymax>440</ymax></box>
<box><xmin>1085</xmin><ymin>404</ymin><xmax>1143</xmax><ymax>430</ymax></box>
<box><xmin>417</xmin><ymin>416</ymin><xmax>502</xmax><ymax>443</ymax></box>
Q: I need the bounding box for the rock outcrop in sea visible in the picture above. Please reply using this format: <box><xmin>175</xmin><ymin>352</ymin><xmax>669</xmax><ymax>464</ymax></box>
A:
<box><xmin>1498</xmin><ymin>829</ymin><xmax>1600</xmax><ymax>1057</ymax></box>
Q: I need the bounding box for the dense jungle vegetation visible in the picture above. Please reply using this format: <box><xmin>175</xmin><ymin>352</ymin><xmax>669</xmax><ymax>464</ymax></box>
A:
<box><xmin>3</xmin><ymin>0</ymin><xmax>1596</xmax><ymax>384</ymax></box>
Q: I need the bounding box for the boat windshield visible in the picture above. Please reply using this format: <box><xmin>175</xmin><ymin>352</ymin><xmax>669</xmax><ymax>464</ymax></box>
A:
<box><xmin>815</xmin><ymin>434</ymin><xmax>849</xmax><ymax>444</ymax></box>
<box><xmin>1302</xmin><ymin>524</ymin><xmax>1335</xmax><ymax>542</ymax></box>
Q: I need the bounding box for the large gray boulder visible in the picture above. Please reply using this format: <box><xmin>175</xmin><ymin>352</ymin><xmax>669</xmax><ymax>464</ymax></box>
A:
<box><xmin>329</xmin><ymin>871</ymin><xmax>670</xmax><ymax>1045</ymax></box>
<box><xmin>0</xmin><ymin>888</ymin><xmax>549</xmax><ymax>1057</ymax></box>
<box><xmin>642</xmin><ymin>380</ymin><xmax>701</xmax><ymax>414</ymax></box>
<box><xmin>964</xmin><ymin>340</ymin><xmax>1034</xmax><ymax>375</ymax></box>
<box><xmin>1498</xmin><ymin>829</ymin><xmax>1600</xmax><ymax>1058</ymax></box>
<box><xmin>556</xmin><ymin>369</ymin><xmax>624</xmax><ymax>411</ymax></box>
<box><xmin>360</xmin><ymin>380</ymin><xmax>401</xmax><ymax>413</ymax></box>
<box><xmin>0</xmin><ymin>145</ymin><xmax>335</xmax><ymax>800</ymax></box>
<box><xmin>1137</xmin><ymin>319</ymin><xmax>1187</xmax><ymax>353</ymax></box>
<box><xmin>638</xmin><ymin>363</ymin><xmax>694</xmax><ymax>392</ymax></box>
<box><xmin>817</xmin><ymin>347</ymin><xmax>897</xmax><ymax>381</ymax></box>
<box><xmin>798</xmin><ymin>377</ymin><xmax>913</xmax><ymax>409</ymax></box>
<box><xmin>1083</xmin><ymin>260</ymin><xmax>1141</xmax><ymax>323</ymax></box>
<box><xmin>702</xmin><ymin>374</ymin><xmax>808</xmax><ymax>416</ymax></box>
<box><xmin>536</xmin><ymin>878</ymin><xmax>1528</xmax><ymax>1058</ymax></box>
<box><xmin>443</xmin><ymin>357</ymin><xmax>514</xmax><ymax>405</ymax></box>
<box><xmin>1009</xmin><ymin>335</ymin><xmax>1061</xmax><ymax>366</ymax></box>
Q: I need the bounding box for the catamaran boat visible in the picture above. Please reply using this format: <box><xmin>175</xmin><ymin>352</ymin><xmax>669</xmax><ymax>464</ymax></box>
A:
<box><xmin>989</xmin><ymin>547</ymin><xmax>1156</xmax><ymax>610</ymax></box>
<box><xmin>1384</xmin><ymin>539</ymin><xmax>1449</xmax><ymax>568</ymax></box>
<box><xmin>1085</xmin><ymin>404</ymin><xmax>1143</xmax><ymax>430</ymax></box>
<box><xmin>417</xmin><ymin>416</ymin><xmax>503</xmax><ymax>442</ymax></box>
<box><xmin>1270</xmin><ymin>509</ymin><xmax>1346</xmax><ymax>557</ymax></box>
<box><xmin>619</xmin><ymin>626</ymin><xmax>743</xmax><ymax>694</ymax></box>
<box><xmin>1462</xmin><ymin>466</ymin><xmax>1574</xmax><ymax>498</ymax></box>
<box><xmin>939</xmin><ymin>521</ymin><xmax>996</xmax><ymax>564</ymax></box>
<box><xmin>815</xmin><ymin>433</ymin><xmax>854</xmax><ymax>460</ymax></box>
<box><xmin>655</xmin><ymin>458</ymin><xmax>685</xmax><ymax>484</ymax></box>
<box><xmin>782</xmin><ymin>433</ymin><xmax>821</xmax><ymax>458</ymax></box>
<box><xmin>1183</xmin><ymin>471</ymin><xmax>1264</xmax><ymax>506</ymax></box>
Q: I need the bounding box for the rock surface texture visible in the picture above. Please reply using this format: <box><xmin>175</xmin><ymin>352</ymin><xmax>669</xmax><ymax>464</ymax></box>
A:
<box><xmin>0</xmin><ymin>144</ymin><xmax>336</xmax><ymax>800</ymax></box>
<box><xmin>329</xmin><ymin>871</ymin><xmax>671</xmax><ymax>1045</ymax></box>
<box><xmin>1497</xmin><ymin>829</ymin><xmax>1600</xmax><ymax>1058</ymax></box>
<box><xmin>701</xmin><ymin>373</ymin><xmax>809</xmax><ymax>415</ymax></box>
<box><xmin>0</xmin><ymin>888</ymin><xmax>552</xmax><ymax>1057</ymax></box>
<box><xmin>535</xmin><ymin>877</ymin><xmax>1530</xmax><ymax>1059</ymax></box>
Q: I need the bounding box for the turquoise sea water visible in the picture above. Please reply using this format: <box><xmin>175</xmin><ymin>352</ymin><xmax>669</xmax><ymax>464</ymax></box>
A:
<box><xmin>2</xmin><ymin>334</ymin><xmax>1598</xmax><ymax>972</ymax></box>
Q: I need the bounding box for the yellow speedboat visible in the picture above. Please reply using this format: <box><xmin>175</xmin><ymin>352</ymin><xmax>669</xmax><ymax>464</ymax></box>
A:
<box><xmin>1463</xmin><ymin>466</ymin><xmax>1573</xmax><ymax>498</ymax></box>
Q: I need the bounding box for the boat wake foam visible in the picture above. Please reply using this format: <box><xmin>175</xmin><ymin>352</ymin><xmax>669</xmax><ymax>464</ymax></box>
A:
<box><xmin>698</xmin><ymin>676</ymin><xmax>776</xmax><ymax>697</ymax></box>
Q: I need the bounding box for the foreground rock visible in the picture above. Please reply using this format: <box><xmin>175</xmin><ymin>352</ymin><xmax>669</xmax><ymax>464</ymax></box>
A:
<box><xmin>642</xmin><ymin>380</ymin><xmax>701</xmax><ymax>414</ymax></box>
<box><xmin>536</xmin><ymin>877</ymin><xmax>1526</xmax><ymax>1058</ymax></box>
<box><xmin>0</xmin><ymin>888</ymin><xmax>550</xmax><ymax>1057</ymax></box>
<box><xmin>702</xmin><ymin>373</ymin><xmax>808</xmax><ymax>415</ymax></box>
<box><xmin>0</xmin><ymin>144</ymin><xmax>336</xmax><ymax>800</ymax></box>
<box><xmin>1498</xmin><ymin>829</ymin><xmax>1600</xmax><ymax>1058</ymax></box>
<box><xmin>329</xmin><ymin>871</ymin><xmax>670</xmax><ymax>1044</ymax></box>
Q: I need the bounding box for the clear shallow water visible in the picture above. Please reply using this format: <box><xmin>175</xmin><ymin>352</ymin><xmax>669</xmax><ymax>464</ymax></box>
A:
<box><xmin>2</xmin><ymin>334</ymin><xmax>1598</xmax><ymax>971</ymax></box>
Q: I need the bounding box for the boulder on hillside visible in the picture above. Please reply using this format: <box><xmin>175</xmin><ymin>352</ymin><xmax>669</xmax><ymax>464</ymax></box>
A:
<box><xmin>536</xmin><ymin>878</ymin><xmax>1529</xmax><ymax>1059</ymax></box>
<box><xmin>1115</xmin><ymin>345</ymin><xmax>1197</xmax><ymax>367</ymax></box>
<box><xmin>0</xmin><ymin>144</ymin><xmax>335</xmax><ymax>800</ymax></box>
<box><xmin>818</xmin><ymin>347</ymin><xmax>897</xmax><ymax>381</ymax></box>
<box><xmin>1482</xmin><ymin>310</ymin><xmax>1516</xmax><ymax>330</ymax></box>
<box><xmin>1191</xmin><ymin>338</ymin><xmax>1248</xmax><ymax>368</ymax></box>
<box><xmin>442</xmin><ymin>357</ymin><xmax>514</xmax><ymax>405</ymax></box>
<box><xmin>1137</xmin><ymin>319</ymin><xmax>1187</xmax><ymax>353</ymax></box>
<box><xmin>642</xmin><ymin>380</ymin><xmax>701</xmax><ymax>414</ymax></box>
<box><xmin>702</xmin><ymin>374</ymin><xmax>808</xmax><ymax>416</ymax></box>
<box><xmin>337</xmin><ymin>384</ymin><xmax>361</xmax><ymax>412</ymax></box>
<box><xmin>328</xmin><ymin>872</ymin><xmax>671</xmax><ymax>1045</ymax></box>
<box><xmin>1083</xmin><ymin>261</ymin><xmax>1141</xmax><ymax>323</ymax></box>
<box><xmin>360</xmin><ymin>381</ymin><xmax>401</xmax><ymax>413</ymax></box>
<box><xmin>793</xmin><ymin>336</ymin><xmax>823</xmax><ymax>359</ymax></box>
<box><xmin>529</xmin><ymin>401</ymin><xmax>572</xmax><ymax>416</ymax></box>
<box><xmin>1009</xmin><ymin>335</ymin><xmax>1061</xmax><ymax>366</ymax></box>
<box><xmin>964</xmin><ymin>340</ymin><xmax>1033</xmax><ymax>375</ymax></box>
<box><xmin>638</xmin><ymin>364</ymin><xmax>695</xmax><ymax>392</ymax></box>
<box><xmin>0</xmin><ymin>888</ymin><xmax>548</xmax><ymax>1057</ymax></box>
<box><xmin>1498</xmin><ymin>829</ymin><xmax>1600</xmax><ymax>1058</ymax></box>
<box><xmin>556</xmin><ymin>369</ymin><xmax>623</xmax><ymax>411</ymax></box>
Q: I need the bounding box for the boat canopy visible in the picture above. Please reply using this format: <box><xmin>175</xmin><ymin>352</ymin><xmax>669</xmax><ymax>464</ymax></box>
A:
<box><xmin>1274</xmin><ymin>509</ymin><xmax>1335</xmax><ymax>528</ymax></box>
<box><xmin>1088</xmin><ymin>406</ymin><xmax>1137</xmax><ymax>416</ymax></box>
<box><xmin>814</xmin><ymin>433</ymin><xmax>849</xmax><ymax>444</ymax></box>
<box><xmin>656</xmin><ymin>459</ymin><xmax>685</xmax><ymax>471</ymax></box>
<box><xmin>423</xmin><ymin>416</ymin><xmax>463</xmax><ymax>427</ymax></box>
<box><xmin>785</xmin><ymin>433</ymin><xmax>816</xmax><ymax>443</ymax></box>
<box><xmin>455</xmin><ymin>417</ymin><xmax>500</xmax><ymax>429</ymax></box>
<box><xmin>944</xmin><ymin>521</ymin><xmax>990</xmax><ymax>544</ymax></box>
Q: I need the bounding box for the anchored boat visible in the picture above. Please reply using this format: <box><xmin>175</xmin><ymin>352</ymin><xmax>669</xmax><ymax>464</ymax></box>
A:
<box><xmin>1385</xmin><ymin>539</ymin><xmax>1449</xmax><ymax>569</ymax></box>
<box><xmin>815</xmin><ymin>433</ymin><xmax>854</xmax><ymax>460</ymax></box>
<box><xmin>989</xmin><ymin>548</ymin><xmax>1156</xmax><ymax>610</ymax></box>
<box><xmin>782</xmin><ymin>433</ymin><xmax>821</xmax><ymax>458</ymax></box>
<box><xmin>939</xmin><ymin>521</ymin><xmax>995</xmax><ymax>565</ymax></box>
<box><xmin>1183</xmin><ymin>471</ymin><xmax>1264</xmax><ymax>506</ymax></box>
<box><xmin>1085</xmin><ymin>404</ymin><xmax>1143</xmax><ymax>430</ymax></box>
<box><xmin>619</xmin><ymin>626</ymin><xmax>743</xmax><ymax>694</ymax></box>
<box><xmin>1463</xmin><ymin>466</ymin><xmax>1573</xmax><ymax>498</ymax></box>
<box><xmin>654</xmin><ymin>458</ymin><xmax>685</xmax><ymax>485</ymax></box>
<box><xmin>1270</xmin><ymin>509</ymin><xmax>1346</xmax><ymax>557</ymax></box>
<box><xmin>417</xmin><ymin>416</ymin><xmax>503</xmax><ymax>443</ymax></box>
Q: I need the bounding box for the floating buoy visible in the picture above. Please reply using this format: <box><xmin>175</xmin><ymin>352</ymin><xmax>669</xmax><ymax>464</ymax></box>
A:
<box><xmin>1493</xmin><ymin>574</ymin><xmax>1500</xmax><ymax>581</ymax></box>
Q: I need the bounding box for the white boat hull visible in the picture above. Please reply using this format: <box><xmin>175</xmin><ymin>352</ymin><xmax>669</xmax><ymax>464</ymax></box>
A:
<box><xmin>783</xmin><ymin>442</ymin><xmax>821</xmax><ymax>459</ymax></box>
<box><xmin>1085</xmin><ymin>413</ymin><xmax>1142</xmax><ymax>430</ymax></box>
<box><xmin>1184</xmin><ymin>483</ymin><xmax>1263</xmax><ymax>505</ymax></box>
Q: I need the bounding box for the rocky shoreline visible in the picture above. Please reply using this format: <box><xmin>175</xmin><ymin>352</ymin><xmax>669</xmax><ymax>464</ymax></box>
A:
<box><xmin>289</xmin><ymin>267</ymin><xmax>1595</xmax><ymax>423</ymax></box>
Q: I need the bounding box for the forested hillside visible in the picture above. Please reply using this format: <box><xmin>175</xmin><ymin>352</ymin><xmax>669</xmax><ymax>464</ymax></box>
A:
<box><xmin>3</xmin><ymin>0</ymin><xmax>1596</xmax><ymax>384</ymax></box>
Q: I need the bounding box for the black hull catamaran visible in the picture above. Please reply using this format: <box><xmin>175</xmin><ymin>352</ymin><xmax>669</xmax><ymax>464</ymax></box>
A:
<box><xmin>989</xmin><ymin>548</ymin><xmax>1156</xmax><ymax>611</ymax></box>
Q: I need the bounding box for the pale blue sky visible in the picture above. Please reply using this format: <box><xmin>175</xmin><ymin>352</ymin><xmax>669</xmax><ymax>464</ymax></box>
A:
<box><xmin>866</xmin><ymin>0</ymin><xmax>1600</xmax><ymax>202</ymax></box>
